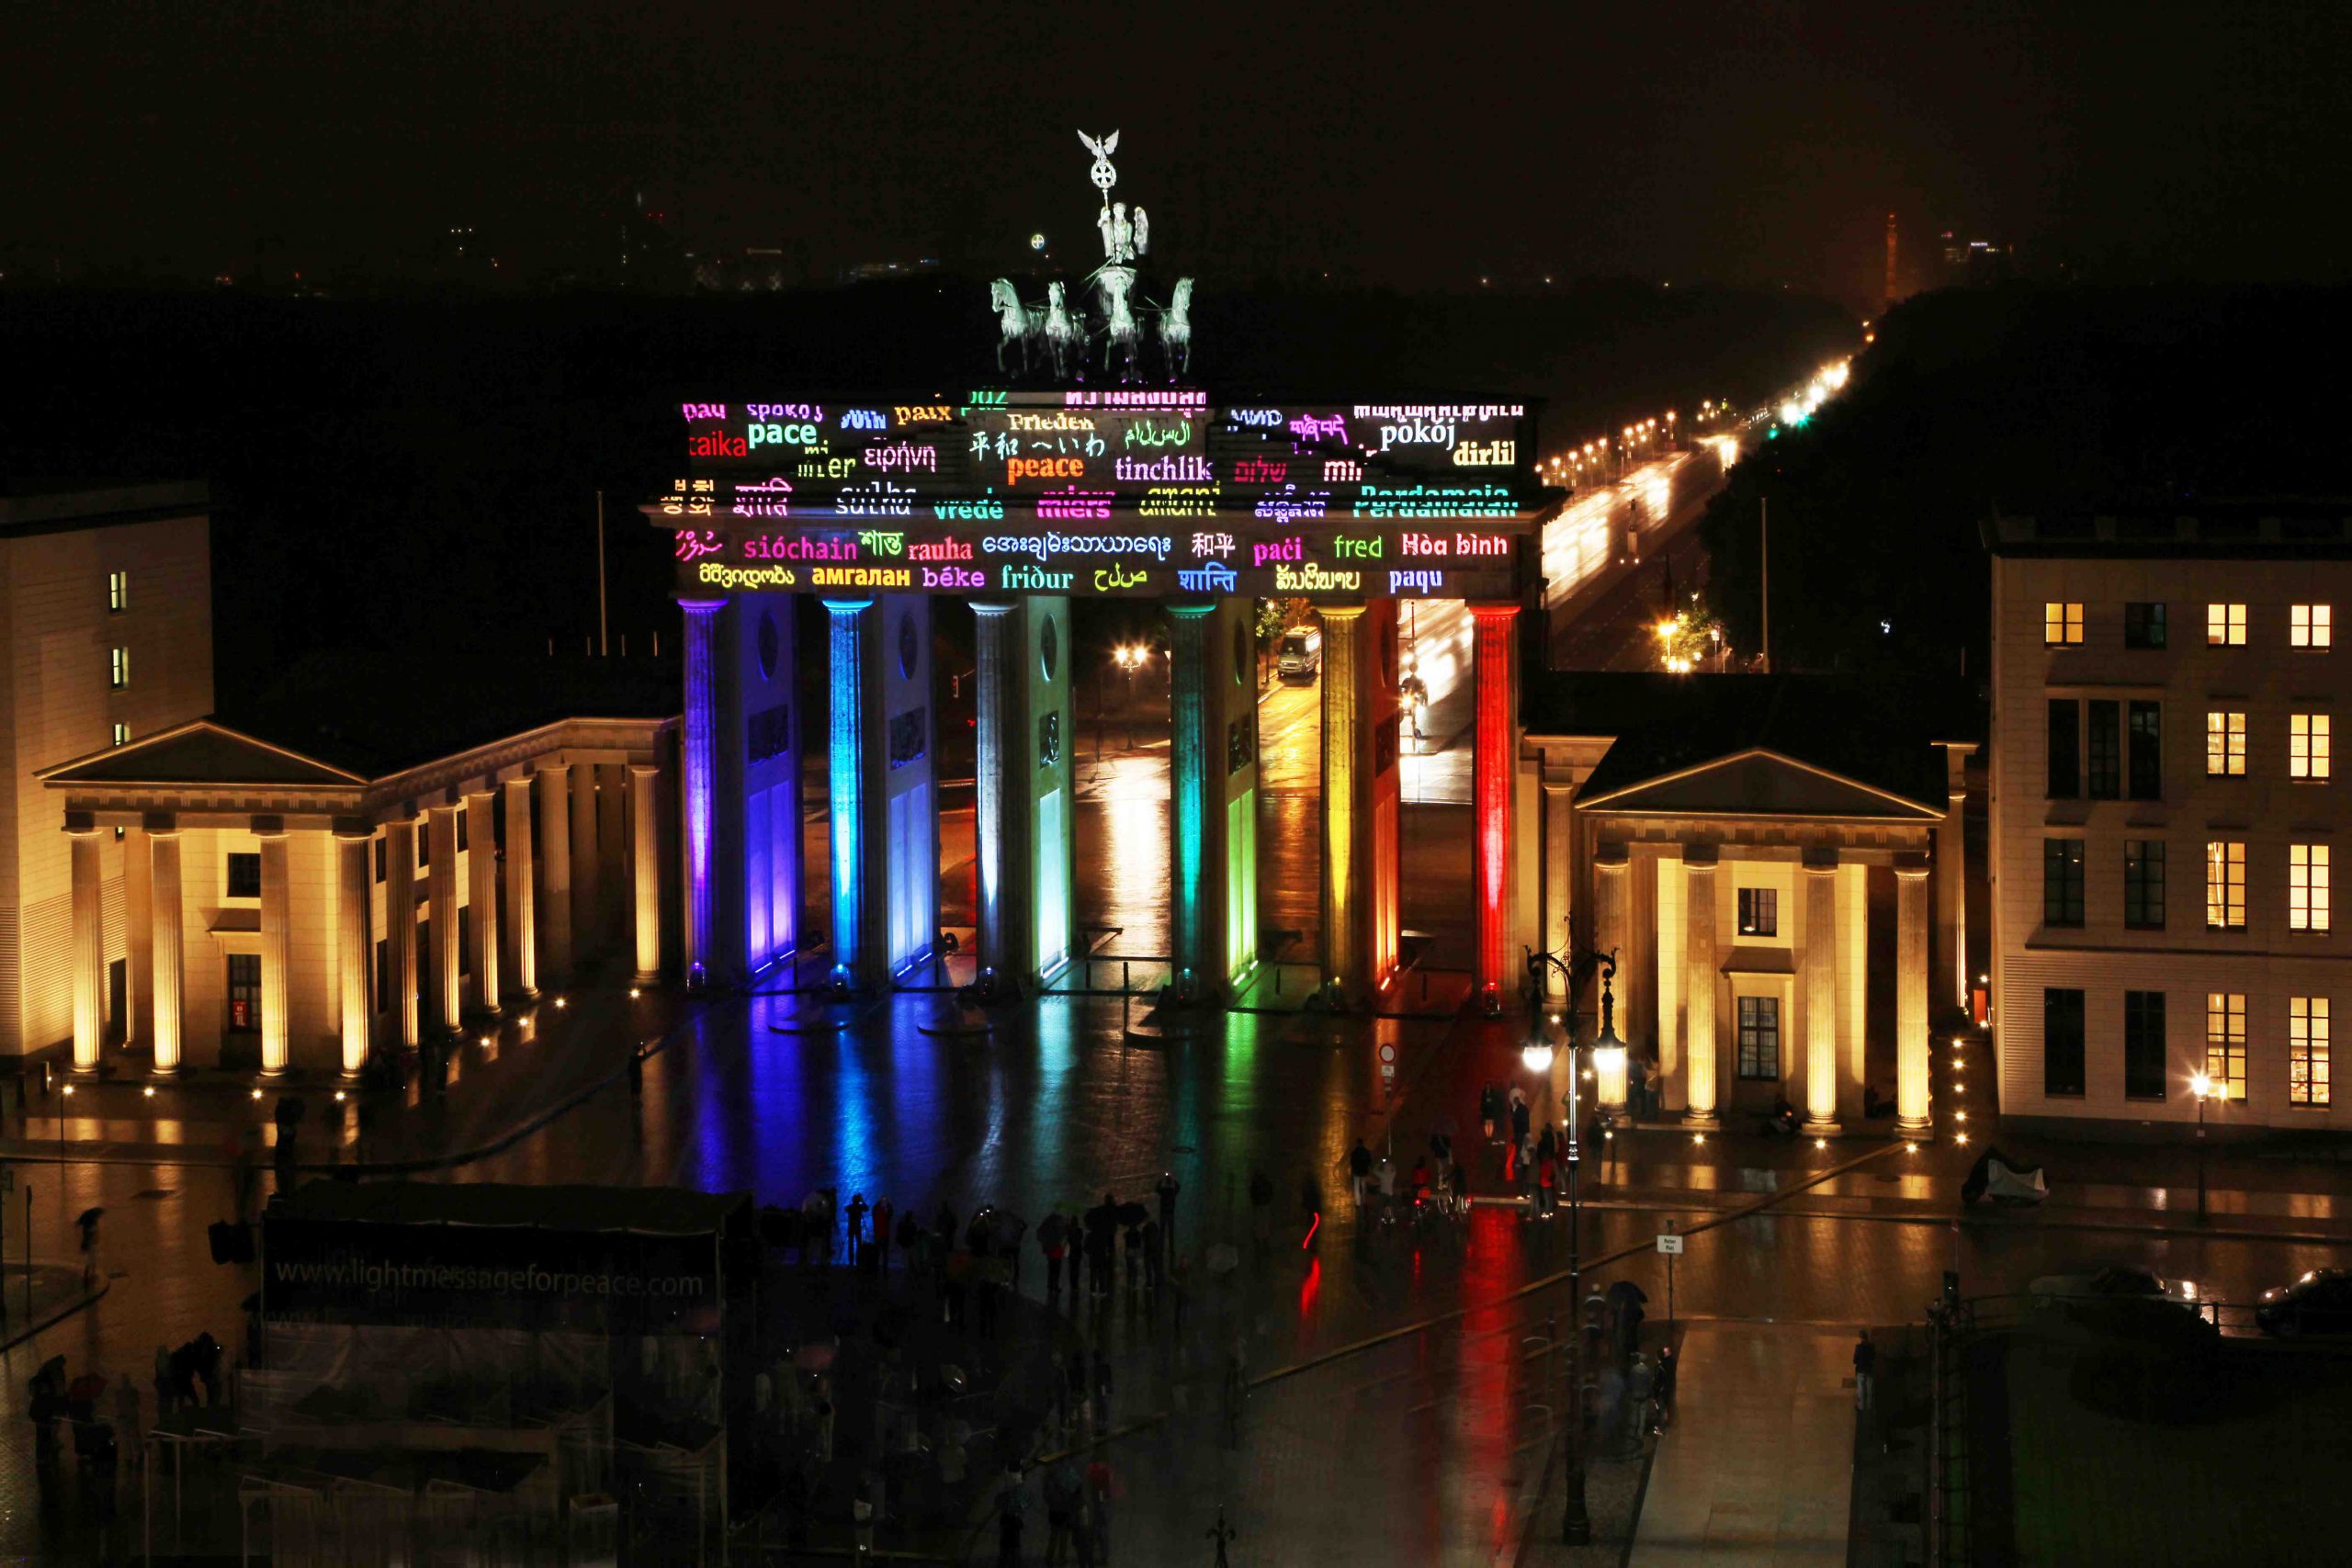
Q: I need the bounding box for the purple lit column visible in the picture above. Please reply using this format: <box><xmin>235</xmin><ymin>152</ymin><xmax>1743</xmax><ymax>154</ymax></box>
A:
<box><xmin>680</xmin><ymin>596</ymin><xmax>725</xmax><ymax>987</ymax></box>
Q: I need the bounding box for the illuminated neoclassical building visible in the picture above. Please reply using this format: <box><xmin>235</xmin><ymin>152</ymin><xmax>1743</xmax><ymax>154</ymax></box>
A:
<box><xmin>1521</xmin><ymin>673</ymin><xmax>1973</xmax><ymax>1134</ymax></box>
<box><xmin>6</xmin><ymin>482</ymin><xmax>679</xmax><ymax>1077</ymax></box>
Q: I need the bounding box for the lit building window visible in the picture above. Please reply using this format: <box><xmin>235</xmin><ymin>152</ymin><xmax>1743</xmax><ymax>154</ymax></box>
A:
<box><xmin>2291</xmin><ymin>843</ymin><xmax>2331</xmax><ymax>932</ymax></box>
<box><xmin>2291</xmin><ymin>604</ymin><xmax>2333</xmax><ymax>650</ymax></box>
<box><xmin>2292</xmin><ymin>714</ymin><xmax>2332</xmax><ymax>782</ymax></box>
<box><xmin>2042</xmin><ymin>839</ymin><xmax>2086</xmax><ymax>928</ymax></box>
<box><xmin>108</xmin><ymin>647</ymin><xmax>129</xmax><ymax>689</ymax></box>
<box><xmin>1736</xmin><ymin>887</ymin><xmax>1778</xmax><ymax>937</ymax></box>
<box><xmin>2291</xmin><ymin>997</ymin><xmax>2332</xmax><ymax>1108</ymax></box>
<box><xmin>2204</xmin><ymin>992</ymin><xmax>2245</xmax><ymax>1100</ymax></box>
<box><xmin>111</xmin><ymin>723</ymin><xmax>129</xmax><ymax>747</ymax></box>
<box><xmin>2043</xmin><ymin>602</ymin><xmax>2084</xmax><ymax>647</ymax></box>
<box><xmin>107</xmin><ymin>570</ymin><xmax>128</xmax><ymax>613</ymax></box>
<box><xmin>2205</xmin><ymin>840</ymin><xmax>2245</xmax><ymax>931</ymax></box>
<box><xmin>2205</xmin><ymin>711</ymin><xmax>2245</xmax><ymax>777</ymax></box>
<box><xmin>2206</xmin><ymin>603</ymin><xmax>2246</xmax><ymax>647</ymax></box>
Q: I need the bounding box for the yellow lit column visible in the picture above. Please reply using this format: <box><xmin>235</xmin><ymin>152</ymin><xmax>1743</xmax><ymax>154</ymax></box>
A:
<box><xmin>334</xmin><ymin>827</ymin><xmax>372</xmax><ymax>1076</ymax></box>
<box><xmin>68</xmin><ymin>821</ymin><xmax>104</xmax><ymax>1072</ymax></box>
<box><xmin>1936</xmin><ymin>742</ymin><xmax>1974</xmax><ymax>1013</ymax></box>
<box><xmin>124</xmin><ymin>821</ymin><xmax>152</xmax><ymax>1050</ymax></box>
<box><xmin>257</xmin><ymin>824</ymin><xmax>292</xmax><ymax>1076</ymax></box>
<box><xmin>465</xmin><ymin>792</ymin><xmax>500</xmax><ymax>1014</ymax></box>
<box><xmin>1317</xmin><ymin>604</ymin><xmax>1368</xmax><ymax>1003</ymax></box>
<box><xmin>385</xmin><ymin>818</ymin><xmax>420</xmax><ymax>1050</ymax></box>
<box><xmin>537</xmin><ymin>761</ymin><xmax>573</xmax><ymax>985</ymax></box>
<box><xmin>596</xmin><ymin>762</ymin><xmax>626</xmax><ymax>946</ymax></box>
<box><xmin>1540</xmin><ymin>774</ymin><xmax>1575</xmax><ymax>982</ymax></box>
<box><xmin>150</xmin><ymin>822</ymin><xmax>186</xmax><ymax>1076</ymax></box>
<box><xmin>1896</xmin><ymin>854</ymin><xmax>1933</xmax><ymax>1134</ymax></box>
<box><xmin>1682</xmin><ymin>848</ymin><xmax>1720</xmax><ymax>1128</ymax></box>
<box><xmin>1802</xmin><ymin>852</ymin><xmax>1840</xmax><ymax>1134</ymax></box>
<box><xmin>569</xmin><ymin>761</ymin><xmax>598</xmax><ymax>962</ymax></box>
<box><xmin>503</xmin><ymin>776</ymin><xmax>537</xmax><ymax>1000</ymax></box>
<box><xmin>428</xmin><ymin>805</ymin><xmax>462</xmax><ymax>1035</ymax></box>
<box><xmin>1593</xmin><ymin>842</ymin><xmax>1631</xmax><ymax>1005</ymax></box>
<box><xmin>630</xmin><ymin>764</ymin><xmax>662</xmax><ymax>985</ymax></box>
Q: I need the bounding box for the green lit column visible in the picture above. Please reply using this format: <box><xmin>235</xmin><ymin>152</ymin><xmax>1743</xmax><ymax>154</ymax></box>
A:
<box><xmin>1167</xmin><ymin>600</ymin><xmax>1256</xmax><ymax>1001</ymax></box>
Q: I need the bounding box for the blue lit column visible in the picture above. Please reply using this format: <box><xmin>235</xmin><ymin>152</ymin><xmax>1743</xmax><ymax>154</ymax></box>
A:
<box><xmin>972</xmin><ymin>601</ymin><xmax>1033</xmax><ymax>997</ymax></box>
<box><xmin>679</xmin><ymin>596</ymin><xmax>724</xmax><ymax>987</ymax></box>
<box><xmin>824</xmin><ymin>597</ymin><xmax>894</xmax><ymax>990</ymax></box>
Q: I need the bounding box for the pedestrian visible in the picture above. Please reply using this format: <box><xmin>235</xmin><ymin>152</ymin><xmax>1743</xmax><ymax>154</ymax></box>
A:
<box><xmin>113</xmin><ymin>1372</ymin><xmax>143</xmax><ymax>1472</ymax></box>
<box><xmin>1086</xmin><ymin>1209</ymin><xmax>1115</xmax><ymax>1299</ymax></box>
<box><xmin>1084</xmin><ymin>1453</ymin><xmax>1116</xmax><ymax>1565</ymax></box>
<box><xmin>1510</xmin><ymin>1085</ymin><xmax>1531</xmax><ymax>1146</ymax></box>
<box><xmin>74</xmin><ymin>1206</ymin><xmax>103</xmax><ymax>1286</ymax></box>
<box><xmin>1121</xmin><ymin>1219</ymin><xmax>1143</xmax><ymax>1292</ymax></box>
<box><xmin>1248</xmin><ymin>1169</ymin><xmax>1272</xmax><ymax>1242</ymax></box>
<box><xmin>873</xmin><ymin>1198</ymin><xmax>894</xmax><ymax>1271</ymax></box>
<box><xmin>1140</xmin><ymin>1218</ymin><xmax>1163</xmax><ymax>1292</ymax></box>
<box><xmin>1654</xmin><ymin>1341</ymin><xmax>1678</xmax><ymax>1427</ymax></box>
<box><xmin>1039</xmin><ymin>1210</ymin><xmax>1068</xmax><ymax>1299</ymax></box>
<box><xmin>191</xmin><ymin>1333</ymin><xmax>223</xmax><ymax>1408</ymax></box>
<box><xmin>1043</xmin><ymin>1455</ymin><xmax>1082</xmax><ymax>1565</ymax></box>
<box><xmin>153</xmin><ymin>1346</ymin><xmax>175</xmax><ymax>1418</ymax></box>
<box><xmin>1092</xmin><ymin>1348</ymin><xmax>1113</xmax><ymax>1436</ymax></box>
<box><xmin>1538</xmin><ymin>1121</ymin><xmax>1558</xmax><ymax>1165</ymax></box>
<box><xmin>1537</xmin><ymin>1146</ymin><xmax>1557</xmax><ymax>1217</ymax></box>
<box><xmin>1154</xmin><ymin>1170</ymin><xmax>1180</xmax><ymax>1257</ymax></box>
<box><xmin>853</xmin><ymin>1477</ymin><xmax>876</xmax><ymax>1566</ymax></box>
<box><xmin>1853</xmin><ymin>1330</ymin><xmax>1876</xmax><ymax>1413</ymax></box>
<box><xmin>1480</xmin><ymin>1083</ymin><xmax>1502</xmax><ymax>1141</ymax></box>
<box><xmin>1347</xmin><ymin>1139</ymin><xmax>1373</xmax><ymax>1205</ymax></box>
<box><xmin>845</xmin><ymin>1193</ymin><xmax>871</xmax><ymax>1268</ymax></box>
<box><xmin>1641</xmin><ymin>1056</ymin><xmax>1664</xmax><ymax>1122</ymax></box>
<box><xmin>997</xmin><ymin>1466</ymin><xmax>1026</xmax><ymax>1568</ymax></box>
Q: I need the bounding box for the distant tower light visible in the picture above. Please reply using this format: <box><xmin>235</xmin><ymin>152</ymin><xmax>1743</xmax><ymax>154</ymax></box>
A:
<box><xmin>1030</xmin><ymin>232</ymin><xmax>1047</xmax><ymax>252</ymax></box>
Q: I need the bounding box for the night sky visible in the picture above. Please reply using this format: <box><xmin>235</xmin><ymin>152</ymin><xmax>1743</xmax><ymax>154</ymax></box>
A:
<box><xmin>10</xmin><ymin>2</ymin><xmax>2349</xmax><ymax>305</ymax></box>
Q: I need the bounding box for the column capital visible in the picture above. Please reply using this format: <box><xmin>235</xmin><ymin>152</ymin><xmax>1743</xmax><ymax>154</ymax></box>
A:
<box><xmin>1802</xmin><ymin>846</ymin><xmax>1841</xmax><ymax>874</ymax></box>
<box><xmin>970</xmin><ymin>600</ymin><xmax>1020</xmax><ymax>618</ymax></box>
<box><xmin>1165</xmin><ymin>603</ymin><xmax>1216</xmax><ymax>621</ymax></box>
<box><xmin>534</xmin><ymin>757</ymin><xmax>571</xmax><ymax>776</ymax></box>
<box><xmin>1679</xmin><ymin>842</ymin><xmax>1719</xmax><ymax>869</ymax></box>
<box><xmin>250</xmin><ymin>815</ymin><xmax>289</xmax><ymax>839</ymax></box>
<box><xmin>1314</xmin><ymin>602</ymin><xmax>1369</xmax><ymax>622</ymax></box>
<box><xmin>1468</xmin><ymin>601</ymin><xmax>1522</xmax><ymax>624</ymax></box>
<box><xmin>1894</xmin><ymin>852</ymin><xmax>1930</xmax><ymax>879</ymax></box>
<box><xmin>142</xmin><ymin>810</ymin><xmax>180</xmax><ymax>836</ymax></box>
<box><xmin>820</xmin><ymin>595</ymin><xmax>877</xmax><ymax>615</ymax></box>
<box><xmin>677</xmin><ymin>596</ymin><xmax>729</xmax><ymax>614</ymax></box>
<box><xmin>62</xmin><ymin>815</ymin><xmax>100</xmax><ymax>837</ymax></box>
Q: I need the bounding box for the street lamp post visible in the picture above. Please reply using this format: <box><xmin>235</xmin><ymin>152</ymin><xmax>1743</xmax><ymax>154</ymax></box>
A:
<box><xmin>1524</xmin><ymin>943</ymin><xmax>1623</xmax><ymax>1547</ymax></box>
<box><xmin>2189</xmin><ymin>1069</ymin><xmax>2215</xmax><ymax>1221</ymax></box>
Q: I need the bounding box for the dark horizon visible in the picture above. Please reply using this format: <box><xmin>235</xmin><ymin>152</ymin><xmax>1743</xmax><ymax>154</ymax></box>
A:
<box><xmin>9</xmin><ymin>2</ymin><xmax>2350</xmax><ymax>310</ymax></box>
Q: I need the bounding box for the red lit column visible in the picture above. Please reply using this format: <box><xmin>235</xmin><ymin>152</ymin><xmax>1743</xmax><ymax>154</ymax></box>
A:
<box><xmin>1471</xmin><ymin>604</ymin><xmax>1521</xmax><ymax>1010</ymax></box>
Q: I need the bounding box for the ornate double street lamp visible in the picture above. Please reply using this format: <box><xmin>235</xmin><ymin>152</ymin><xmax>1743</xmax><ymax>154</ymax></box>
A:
<box><xmin>2189</xmin><ymin>1068</ymin><xmax>2221</xmax><ymax>1221</ymax></box>
<box><xmin>1523</xmin><ymin>944</ymin><xmax>1626</xmax><ymax>1546</ymax></box>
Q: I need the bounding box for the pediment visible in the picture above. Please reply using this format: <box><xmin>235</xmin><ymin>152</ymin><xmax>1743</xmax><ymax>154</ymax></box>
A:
<box><xmin>39</xmin><ymin>721</ymin><xmax>365</xmax><ymax>788</ymax></box>
<box><xmin>1578</xmin><ymin>748</ymin><xmax>1940</xmax><ymax>821</ymax></box>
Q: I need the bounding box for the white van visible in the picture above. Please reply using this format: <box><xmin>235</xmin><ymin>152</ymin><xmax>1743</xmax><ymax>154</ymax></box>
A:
<box><xmin>1277</xmin><ymin>626</ymin><xmax>1323</xmax><ymax>683</ymax></box>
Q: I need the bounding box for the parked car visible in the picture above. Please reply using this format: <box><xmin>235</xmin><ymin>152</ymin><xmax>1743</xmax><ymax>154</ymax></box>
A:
<box><xmin>1276</xmin><ymin>626</ymin><xmax>1322</xmax><ymax>683</ymax></box>
<box><xmin>2256</xmin><ymin>1269</ymin><xmax>2352</xmax><ymax>1337</ymax></box>
<box><xmin>2029</xmin><ymin>1263</ymin><xmax>2200</xmax><ymax>1309</ymax></box>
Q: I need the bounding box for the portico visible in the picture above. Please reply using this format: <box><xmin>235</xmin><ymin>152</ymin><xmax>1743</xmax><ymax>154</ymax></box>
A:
<box><xmin>40</xmin><ymin>716</ymin><xmax>676</xmax><ymax>1077</ymax></box>
<box><xmin>1525</xmin><ymin>676</ymin><xmax>1959</xmax><ymax>1137</ymax></box>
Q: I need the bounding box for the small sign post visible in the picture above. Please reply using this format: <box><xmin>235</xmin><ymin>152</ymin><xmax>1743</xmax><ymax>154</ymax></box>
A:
<box><xmin>1656</xmin><ymin>1224</ymin><xmax>1682</xmax><ymax>1331</ymax></box>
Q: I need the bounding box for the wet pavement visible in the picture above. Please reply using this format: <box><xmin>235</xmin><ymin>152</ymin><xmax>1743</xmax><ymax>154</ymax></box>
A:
<box><xmin>2</xmin><ymin>729</ymin><xmax>2349</xmax><ymax>1560</ymax></box>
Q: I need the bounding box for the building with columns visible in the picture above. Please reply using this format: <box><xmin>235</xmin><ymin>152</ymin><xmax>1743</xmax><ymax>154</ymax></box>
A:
<box><xmin>40</xmin><ymin>716</ymin><xmax>676</xmax><ymax>1077</ymax></box>
<box><xmin>1</xmin><ymin>483</ymin><xmax>215</xmax><ymax>1061</ymax></box>
<box><xmin>1521</xmin><ymin>674</ymin><xmax>1973</xmax><ymax>1134</ymax></box>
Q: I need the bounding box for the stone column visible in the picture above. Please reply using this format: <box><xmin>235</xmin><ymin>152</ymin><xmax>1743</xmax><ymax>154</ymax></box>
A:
<box><xmin>1470</xmin><ymin>604</ymin><xmax>1521</xmax><ymax>1010</ymax></box>
<box><xmin>1937</xmin><ymin>742</ymin><xmax>1973</xmax><ymax>1014</ymax></box>
<box><xmin>1801</xmin><ymin>852</ymin><xmax>1840</xmax><ymax>1134</ymax></box>
<box><xmin>427</xmin><ymin>806</ymin><xmax>461</xmax><ymax>1035</ymax></box>
<box><xmin>1167</xmin><ymin>604</ymin><xmax>1218</xmax><ymax>997</ymax></box>
<box><xmin>630</xmin><ymin>764</ymin><xmax>662</xmax><ymax>984</ymax></box>
<box><xmin>503</xmin><ymin>777</ymin><xmax>538</xmax><ymax>1000</ymax></box>
<box><xmin>124</xmin><ymin>822</ymin><xmax>152</xmax><ymax>1050</ymax></box>
<box><xmin>334</xmin><ymin>829</ymin><xmax>372</xmax><ymax>1075</ymax></box>
<box><xmin>68</xmin><ymin>823</ymin><xmax>104</xmax><ymax>1072</ymax></box>
<box><xmin>973</xmin><ymin>601</ymin><xmax>1033</xmax><ymax>991</ymax></box>
<box><xmin>824</xmin><ymin>597</ymin><xmax>892</xmax><ymax>990</ymax></box>
<box><xmin>596</xmin><ymin>762</ymin><xmax>626</xmax><ymax>946</ymax></box>
<box><xmin>569</xmin><ymin>760</ymin><xmax>599</xmax><ymax>962</ymax></box>
<box><xmin>463</xmin><ymin>793</ymin><xmax>500</xmax><ymax>1014</ymax></box>
<box><xmin>537</xmin><ymin>762</ymin><xmax>573</xmax><ymax>985</ymax></box>
<box><xmin>150</xmin><ymin>823</ymin><xmax>185</xmax><ymax>1076</ymax></box>
<box><xmin>1682</xmin><ymin>848</ymin><xmax>1720</xmax><ymax>1128</ymax></box>
<box><xmin>1592</xmin><ymin>845</ymin><xmax>1630</xmax><ymax>975</ymax></box>
<box><xmin>257</xmin><ymin>825</ymin><xmax>292</xmax><ymax>1076</ymax></box>
<box><xmin>679</xmin><ymin>596</ymin><xmax>725</xmax><ymax>984</ymax></box>
<box><xmin>1317</xmin><ymin>604</ymin><xmax>1366</xmax><ymax>1002</ymax></box>
<box><xmin>1896</xmin><ymin>855</ymin><xmax>1933</xmax><ymax>1134</ymax></box>
<box><xmin>385</xmin><ymin>818</ymin><xmax>420</xmax><ymax>1049</ymax></box>
<box><xmin>1541</xmin><ymin>776</ymin><xmax>1575</xmax><ymax>985</ymax></box>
